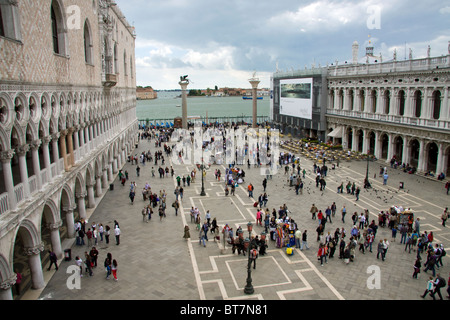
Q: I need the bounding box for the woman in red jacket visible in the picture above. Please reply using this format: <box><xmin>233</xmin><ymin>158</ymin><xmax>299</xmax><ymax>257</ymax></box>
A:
<box><xmin>317</xmin><ymin>243</ymin><xmax>327</xmax><ymax>266</ymax></box>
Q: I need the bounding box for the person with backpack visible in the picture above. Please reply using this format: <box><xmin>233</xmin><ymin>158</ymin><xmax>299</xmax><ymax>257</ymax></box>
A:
<box><xmin>431</xmin><ymin>274</ymin><xmax>446</xmax><ymax>300</ymax></box>
<box><xmin>421</xmin><ymin>277</ymin><xmax>435</xmax><ymax>298</ymax></box>
<box><xmin>249</xmin><ymin>246</ymin><xmax>258</xmax><ymax>269</ymax></box>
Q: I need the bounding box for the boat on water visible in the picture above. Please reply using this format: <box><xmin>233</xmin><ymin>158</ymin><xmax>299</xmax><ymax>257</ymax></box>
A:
<box><xmin>242</xmin><ymin>96</ymin><xmax>263</xmax><ymax>100</ymax></box>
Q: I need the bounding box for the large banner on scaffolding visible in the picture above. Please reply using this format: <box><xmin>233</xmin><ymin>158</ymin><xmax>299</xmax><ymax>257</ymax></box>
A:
<box><xmin>279</xmin><ymin>78</ymin><xmax>313</xmax><ymax>120</ymax></box>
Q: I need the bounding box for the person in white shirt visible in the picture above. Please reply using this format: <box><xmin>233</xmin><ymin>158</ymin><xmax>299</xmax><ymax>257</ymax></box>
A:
<box><xmin>114</xmin><ymin>226</ymin><xmax>121</xmax><ymax>245</ymax></box>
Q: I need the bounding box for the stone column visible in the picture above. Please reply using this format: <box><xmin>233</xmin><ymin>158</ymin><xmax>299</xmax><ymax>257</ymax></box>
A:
<box><xmin>95</xmin><ymin>175</ymin><xmax>103</xmax><ymax>197</ymax></box>
<box><xmin>362</xmin><ymin>129</ymin><xmax>369</xmax><ymax>154</ymax></box>
<box><xmin>443</xmin><ymin>87</ymin><xmax>449</xmax><ymax>120</ymax></box>
<box><xmin>73</xmin><ymin>126</ymin><xmax>80</xmax><ymax>162</ymax></box>
<box><xmin>59</xmin><ymin>130</ymin><xmax>68</xmax><ymax>171</ymax></box>
<box><xmin>249</xmin><ymin>77</ymin><xmax>260</xmax><ymax>128</ymax></box>
<box><xmin>404</xmin><ymin>88</ymin><xmax>413</xmax><ymax>117</ymax></box>
<box><xmin>435</xmin><ymin>143</ymin><xmax>444</xmax><ymax>175</ymax></box>
<box><xmin>423</xmin><ymin>88</ymin><xmax>434</xmax><ymax>120</ymax></box>
<box><xmin>179</xmin><ymin>79</ymin><xmax>189</xmax><ymax>129</ymax></box>
<box><xmin>391</xmin><ymin>89</ymin><xmax>400</xmax><ymax>116</ymax></box>
<box><xmin>0</xmin><ymin>274</ymin><xmax>17</xmax><ymax>300</ymax></box>
<box><xmin>354</xmin><ymin>90</ymin><xmax>361</xmax><ymax>112</ymax></box>
<box><xmin>67</xmin><ymin>128</ymin><xmax>75</xmax><ymax>168</ymax></box>
<box><xmin>79</xmin><ymin>124</ymin><xmax>85</xmax><ymax>147</ymax></box>
<box><xmin>84</xmin><ymin>125</ymin><xmax>90</xmax><ymax>151</ymax></box>
<box><xmin>51</xmin><ymin>133</ymin><xmax>60</xmax><ymax>175</ymax></box>
<box><xmin>75</xmin><ymin>192</ymin><xmax>87</xmax><ymax>220</ymax></box>
<box><xmin>63</xmin><ymin>206</ymin><xmax>76</xmax><ymax>239</ymax></box>
<box><xmin>102</xmin><ymin>168</ymin><xmax>108</xmax><ymax>187</ymax></box>
<box><xmin>351</xmin><ymin>128</ymin><xmax>358</xmax><ymax>151</ymax></box>
<box><xmin>86</xmin><ymin>183</ymin><xmax>96</xmax><ymax>208</ymax></box>
<box><xmin>364</xmin><ymin>89</ymin><xmax>371</xmax><ymax>113</ymax></box>
<box><xmin>16</xmin><ymin>144</ymin><xmax>30</xmax><ymax>199</ymax></box>
<box><xmin>107</xmin><ymin>163</ymin><xmax>113</xmax><ymax>182</ymax></box>
<box><xmin>112</xmin><ymin>157</ymin><xmax>118</xmax><ymax>174</ymax></box>
<box><xmin>23</xmin><ymin>243</ymin><xmax>45</xmax><ymax>290</ymax></box>
<box><xmin>30</xmin><ymin>139</ymin><xmax>42</xmax><ymax>191</ymax></box>
<box><xmin>386</xmin><ymin>133</ymin><xmax>395</xmax><ymax>162</ymax></box>
<box><xmin>42</xmin><ymin>136</ymin><xmax>52</xmax><ymax>182</ymax></box>
<box><xmin>0</xmin><ymin>150</ymin><xmax>16</xmax><ymax>211</ymax></box>
<box><xmin>48</xmin><ymin>220</ymin><xmax>63</xmax><ymax>260</ymax></box>
<box><xmin>418</xmin><ymin>139</ymin><xmax>426</xmax><ymax>172</ymax></box>
<box><xmin>374</xmin><ymin>131</ymin><xmax>382</xmax><ymax>159</ymax></box>
<box><xmin>402</xmin><ymin>136</ymin><xmax>409</xmax><ymax>165</ymax></box>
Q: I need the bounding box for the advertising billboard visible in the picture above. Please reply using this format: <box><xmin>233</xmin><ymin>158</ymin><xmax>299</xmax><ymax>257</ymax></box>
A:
<box><xmin>279</xmin><ymin>78</ymin><xmax>313</xmax><ymax>119</ymax></box>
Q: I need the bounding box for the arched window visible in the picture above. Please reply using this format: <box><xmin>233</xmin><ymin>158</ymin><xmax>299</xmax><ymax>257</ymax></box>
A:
<box><xmin>51</xmin><ymin>0</ymin><xmax>67</xmax><ymax>55</ymax></box>
<box><xmin>370</xmin><ymin>90</ymin><xmax>377</xmax><ymax>113</ymax></box>
<box><xmin>432</xmin><ymin>90</ymin><xmax>441</xmax><ymax>120</ymax></box>
<box><xmin>84</xmin><ymin>20</ymin><xmax>93</xmax><ymax>64</ymax></box>
<box><xmin>398</xmin><ymin>90</ymin><xmax>405</xmax><ymax>116</ymax></box>
<box><xmin>384</xmin><ymin>90</ymin><xmax>390</xmax><ymax>114</ymax></box>
<box><xmin>414</xmin><ymin>90</ymin><xmax>422</xmax><ymax>117</ymax></box>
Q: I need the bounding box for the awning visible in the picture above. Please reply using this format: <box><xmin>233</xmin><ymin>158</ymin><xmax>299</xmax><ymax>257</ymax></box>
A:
<box><xmin>327</xmin><ymin>126</ymin><xmax>343</xmax><ymax>138</ymax></box>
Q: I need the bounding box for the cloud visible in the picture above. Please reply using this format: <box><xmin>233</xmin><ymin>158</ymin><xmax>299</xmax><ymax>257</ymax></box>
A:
<box><xmin>267</xmin><ymin>0</ymin><xmax>387</xmax><ymax>33</ymax></box>
<box><xmin>440</xmin><ymin>6</ymin><xmax>450</xmax><ymax>14</ymax></box>
<box><xmin>115</xmin><ymin>0</ymin><xmax>450</xmax><ymax>89</ymax></box>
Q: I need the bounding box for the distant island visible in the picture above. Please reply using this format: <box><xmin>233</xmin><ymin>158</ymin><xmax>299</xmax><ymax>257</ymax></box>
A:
<box><xmin>136</xmin><ymin>86</ymin><xmax>158</xmax><ymax>100</ymax></box>
<box><xmin>136</xmin><ymin>86</ymin><xmax>270</xmax><ymax>99</ymax></box>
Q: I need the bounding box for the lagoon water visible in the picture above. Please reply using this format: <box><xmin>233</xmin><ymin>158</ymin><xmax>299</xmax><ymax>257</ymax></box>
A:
<box><xmin>136</xmin><ymin>91</ymin><xmax>270</xmax><ymax>121</ymax></box>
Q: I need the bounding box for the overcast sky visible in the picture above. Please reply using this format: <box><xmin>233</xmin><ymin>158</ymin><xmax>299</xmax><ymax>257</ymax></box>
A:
<box><xmin>115</xmin><ymin>0</ymin><xmax>450</xmax><ymax>90</ymax></box>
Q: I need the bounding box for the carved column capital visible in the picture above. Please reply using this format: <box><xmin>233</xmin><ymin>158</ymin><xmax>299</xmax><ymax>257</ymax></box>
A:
<box><xmin>47</xmin><ymin>220</ymin><xmax>63</xmax><ymax>231</ymax></box>
<box><xmin>16</xmin><ymin>144</ymin><xmax>30</xmax><ymax>156</ymax></box>
<box><xmin>0</xmin><ymin>275</ymin><xmax>17</xmax><ymax>290</ymax></box>
<box><xmin>23</xmin><ymin>243</ymin><xmax>45</xmax><ymax>256</ymax></box>
<box><xmin>0</xmin><ymin>150</ymin><xmax>15</xmax><ymax>162</ymax></box>
<box><xmin>30</xmin><ymin>139</ymin><xmax>42</xmax><ymax>150</ymax></box>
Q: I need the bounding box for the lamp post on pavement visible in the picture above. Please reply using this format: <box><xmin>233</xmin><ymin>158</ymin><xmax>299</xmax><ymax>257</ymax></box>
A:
<box><xmin>244</xmin><ymin>222</ymin><xmax>254</xmax><ymax>294</ymax></box>
<box><xmin>200</xmin><ymin>145</ymin><xmax>206</xmax><ymax>196</ymax></box>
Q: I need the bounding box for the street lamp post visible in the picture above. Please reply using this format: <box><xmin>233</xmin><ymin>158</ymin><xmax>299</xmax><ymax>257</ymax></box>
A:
<box><xmin>244</xmin><ymin>222</ymin><xmax>254</xmax><ymax>294</ymax></box>
<box><xmin>200</xmin><ymin>145</ymin><xmax>206</xmax><ymax>196</ymax></box>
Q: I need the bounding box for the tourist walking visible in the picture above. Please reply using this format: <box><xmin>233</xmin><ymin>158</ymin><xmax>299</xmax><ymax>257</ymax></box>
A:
<box><xmin>431</xmin><ymin>274</ymin><xmax>446</xmax><ymax>300</ymax></box>
<box><xmin>301</xmin><ymin>230</ymin><xmax>310</xmax><ymax>250</ymax></box>
<box><xmin>421</xmin><ymin>277</ymin><xmax>435</xmax><ymax>298</ymax></box>
<box><xmin>442</xmin><ymin>207</ymin><xmax>448</xmax><ymax>227</ymax></box>
<box><xmin>413</xmin><ymin>257</ymin><xmax>421</xmax><ymax>279</ymax></box>
<box><xmin>114</xmin><ymin>225</ymin><xmax>121</xmax><ymax>245</ymax></box>
<box><xmin>47</xmin><ymin>250</ymin><xmax>58</xmax><ymax>271</ymax></box>
<box><xmin>104</xmin><ymin>253</ymin><xmax>112</xmax><ymax>280</ymax></box>
<box><xmin>105</xmin><ymin>225</ymin><xmax>110</xmax><ymax>245</ymax></box>
<box><xmin>310</xmin><ymin>204</ymin><xmax>318</xmax><ymax>220</ymax></box>
<box><xmin>341</xmin><ymin>205</ymin><xmax>347</xmax><ymax>223</ymax></box>
<box><xmin>111</xmin><ymin>259</ymin><xmax>118</xmax><ymax>281</ymax></box>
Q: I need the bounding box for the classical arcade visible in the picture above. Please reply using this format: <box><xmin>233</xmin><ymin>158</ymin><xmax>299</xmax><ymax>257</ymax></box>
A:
<box><xmin>326</xmin><ymin>48</ymin><xmax>450</xmax><ymax>176</ymax></box>
<box><xmin>0</xmin><ymin>0</ymin><xmax>138</xmax><ymax>300</ymax></box>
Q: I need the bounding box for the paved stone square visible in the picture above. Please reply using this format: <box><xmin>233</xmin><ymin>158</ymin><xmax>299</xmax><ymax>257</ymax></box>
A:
<box><xmin>28</xmin><ymin>135</ymin><xmax>449</xmax><ymax>301</ymax></box>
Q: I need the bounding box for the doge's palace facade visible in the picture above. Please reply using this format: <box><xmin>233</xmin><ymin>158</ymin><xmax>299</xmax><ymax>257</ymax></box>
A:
<box><xmin>326</xmin><ymin>44</ymin><xmax>450</xmax><ymax>176</ymax></box>
<box><xmin>0</xmin><ymin>0</ymin><xmax>137</xmax><ymax>299</ymax></box>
